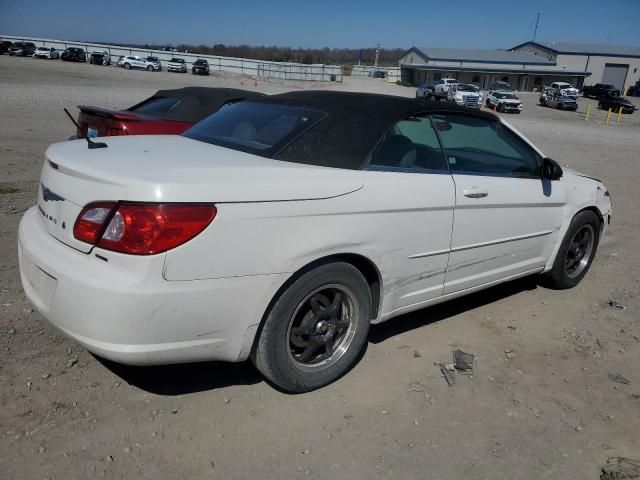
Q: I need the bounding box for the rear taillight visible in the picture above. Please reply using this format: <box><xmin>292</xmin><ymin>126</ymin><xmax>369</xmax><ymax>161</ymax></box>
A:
<box><xmin>73</xmin><ymin>202</ymin><xmax>216</xmax><ymax>255</ymax></box>
<box><xmin>73</xmin><ymin>202</ymin><xmax>117</xmax><ymax>244</ymax></box>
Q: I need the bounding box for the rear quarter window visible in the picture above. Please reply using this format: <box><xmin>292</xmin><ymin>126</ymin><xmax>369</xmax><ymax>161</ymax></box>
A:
<box><xmin>183</xmin><ymin>102</ymin><xmax>326</xmax><ymax>158</ymax></box>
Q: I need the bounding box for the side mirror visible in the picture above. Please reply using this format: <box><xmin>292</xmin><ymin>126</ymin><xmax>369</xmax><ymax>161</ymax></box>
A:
<box><xmin>542</xmin><ymin>157</ymin><xmax>563</xmax><ymax>180</ymax></box>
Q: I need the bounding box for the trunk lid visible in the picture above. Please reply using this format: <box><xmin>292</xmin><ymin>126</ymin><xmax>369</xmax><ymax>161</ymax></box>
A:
<box><xmin>40</xmin><ymin>135</ymin><xmax>363</xmax><ymax>251</ymax></box>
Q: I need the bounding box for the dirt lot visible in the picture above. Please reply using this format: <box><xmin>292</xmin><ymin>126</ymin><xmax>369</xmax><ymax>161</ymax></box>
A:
<box><xmin>1</xmin><ymin>55</ymin><xmax>639</xmax><ymax>480</ymax></box>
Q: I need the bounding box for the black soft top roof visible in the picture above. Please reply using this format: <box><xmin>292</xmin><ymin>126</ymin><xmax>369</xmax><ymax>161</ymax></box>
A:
<box><xmin>247</xmin><ymin>91</ymin><xmax>498</xmax><ymax>169</ymax></box>
<box><xmin>129</xmin><ymin>87</ymin><xmax>266</xmax><ymax>123</ymax></box>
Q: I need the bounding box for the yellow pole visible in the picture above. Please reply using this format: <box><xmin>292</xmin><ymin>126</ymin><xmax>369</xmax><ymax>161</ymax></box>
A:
<box><xmin>584</xmin><ymin>104</ymin><xmax>591</xmax><ymax>122</ymax></box>
<box><xmin>616</xmin><ymin>106</ymin><xmax>623</xmax><ymax>124</ymax></box>
<box><xmin>606</xmin><ymin>107</ymin><xmax>612</xmax><ymax>125</ymax></box>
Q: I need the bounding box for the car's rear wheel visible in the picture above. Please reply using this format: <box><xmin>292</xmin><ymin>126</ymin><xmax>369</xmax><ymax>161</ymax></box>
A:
<box><xmin>252</xmin><ymin>262</ymin><xmax>372</xmax><ymax>393</ymax></box>
<box><xmin>544</xmin><ymin>210</ymin><xmax>600</xmax><ymax>289</ymax></box>
<box><xmin>124</xmin><ymin>63</ymin><xmax>131</xmax><ymax>70</ymax></box>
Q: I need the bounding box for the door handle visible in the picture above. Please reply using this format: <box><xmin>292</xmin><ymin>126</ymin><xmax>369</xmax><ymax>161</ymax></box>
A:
<box><xmin>463</xmin><ymin>187</ymin><xmax>488</xmax><ymax>198</ymax></box>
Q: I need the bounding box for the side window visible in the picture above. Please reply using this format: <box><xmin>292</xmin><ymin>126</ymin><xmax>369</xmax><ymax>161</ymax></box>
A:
<box><xmin>432</xmin><ymin>114</ymin><xmax>541</xmax><ymax>178</ymax></box>
<box><xmin>369</xmin><ymin>116</ymin><xmax>447</xmax><ymax>172</ymax></box>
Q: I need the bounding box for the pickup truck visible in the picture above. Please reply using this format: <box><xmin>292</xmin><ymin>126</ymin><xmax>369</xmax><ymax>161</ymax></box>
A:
<box><xmin>433</xmin><ymin>78</ymin><xmax>459</xmax><ymax>100</ymax></box>
<box><xmin>549</xmin><ymin>82</ymin><xmax>579</xmax><ymax>99</ymax></box>
<box><xmin>540</xmin><ymin>87</ymin><xmax>578</xmax><ymax>111</ymax></box>
<box><xmin>447</xmin><ymin>83</ymin><xmax>482</xmax><ymax>108</ymax></box>
<box><xmin>582</xmin><ymin>83</ymin><xmax>620</xmax><ymax>99</ymax></box>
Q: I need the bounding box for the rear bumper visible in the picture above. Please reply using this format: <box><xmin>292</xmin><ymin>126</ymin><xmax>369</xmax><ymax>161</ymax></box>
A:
<box><xmin>18</xmin><ymin>206</ymin><xmax>285</xmax><ymax>365</ymax></box>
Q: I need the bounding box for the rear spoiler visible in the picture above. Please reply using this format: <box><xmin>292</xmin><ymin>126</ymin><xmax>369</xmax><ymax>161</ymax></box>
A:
<box><xmin>77</xmin><ymin>105</ymin><xmax>140</xmax><ymax>121</ymax></box>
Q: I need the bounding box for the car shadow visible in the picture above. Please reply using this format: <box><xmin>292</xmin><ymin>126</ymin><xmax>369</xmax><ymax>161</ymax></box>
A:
<box><xmin>97</xmin><ymin>276</ymin><xmax>540</xmax><ymax>396</ymax></box>
<box><xmin>96</xmin><ymin>356</ymin><xmax>262</xmax><ymax>396</ymax></box>
<box><xmin>368</xmin><ymin>276</ymin><xmax>539</xmax><ymax>344</ymax></box>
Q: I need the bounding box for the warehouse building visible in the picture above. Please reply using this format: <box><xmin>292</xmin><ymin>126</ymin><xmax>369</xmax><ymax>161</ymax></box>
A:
<box><xmin>511</xmin><ymin>41</ymin><xmax>640</xmax><ymax>93</ymax></box>
<box><xmin>400</xmin><ymin>41</ymin><xmax>640</xmax><ymax>92</ymax></box>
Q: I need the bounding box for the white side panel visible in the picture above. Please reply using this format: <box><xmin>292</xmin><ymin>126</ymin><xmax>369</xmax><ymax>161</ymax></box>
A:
<box><xmin>445</xmin><ymin>175</ymin><xmax>565</xmax><ymax>293</ymax></box>
<box><xmin>164</xmin><ymin>170</ymin><xmax>456</xmax><ymax>315</ymax></box>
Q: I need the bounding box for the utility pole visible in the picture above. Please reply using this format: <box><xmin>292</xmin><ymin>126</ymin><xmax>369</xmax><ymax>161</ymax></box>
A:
<box><xmin>532</xmin><ymin>13</ymin><xmax>541</xmax><ymax>41</ymax></box>
<box><xmin>374</xmin><ymin>43</ymin><xmax>380</xmax><ymax>68</ymax></box>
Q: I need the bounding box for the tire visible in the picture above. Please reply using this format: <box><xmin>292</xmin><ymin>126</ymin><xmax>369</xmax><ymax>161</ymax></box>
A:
<box><xmin>147</xmin><ymin>65</ymin><xmax>153</xmax><ymax>71</ymax></box>
<box><xmin>252</xmin><ymin>262</ymin><xmax>372</xmax><ymax>393</ymax></box>
<box><xmin>485</xmin><ymin>99</ymin><xmax>490</xmax><ymax>108</ymax></box>
<box><xmin>543</xmin><ymin>210</ymin><xmax>601</xmax><ymax>289</ymax></box>
<box><xmin>124</xmin><ymin>63</ymin><xmax>131</xmax><ymax>70</ymax></box>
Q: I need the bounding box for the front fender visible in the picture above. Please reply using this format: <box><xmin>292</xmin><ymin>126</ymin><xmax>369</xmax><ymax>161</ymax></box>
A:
<box><xmin>544</xmin><ymin>177</ymin><xmax>611</xmax><ymax>271</ymax></box>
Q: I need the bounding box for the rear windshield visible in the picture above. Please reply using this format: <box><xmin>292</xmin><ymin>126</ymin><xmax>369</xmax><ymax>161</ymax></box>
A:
<box><xmin>130</xmin><ymin>97</ymin><xmax>181</xmax><ymax>115</ymax></box>
<box><xmin>183</xmin><ymin>102</ymin><xmax>326</xmax><ymax>157</ymax></box>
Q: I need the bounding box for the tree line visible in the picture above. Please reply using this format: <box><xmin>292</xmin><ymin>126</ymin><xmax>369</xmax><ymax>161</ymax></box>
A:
<box><xmin>119</xmin><ymin>42</ymin><xmax>404</xmax><ymax>66</ymax></box>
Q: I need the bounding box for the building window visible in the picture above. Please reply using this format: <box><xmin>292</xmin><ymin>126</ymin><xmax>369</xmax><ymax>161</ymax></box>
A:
<box><xmin>472</xmin><ymin>75</ymin><xmax>480</xmax><ymax>83</ymax></box>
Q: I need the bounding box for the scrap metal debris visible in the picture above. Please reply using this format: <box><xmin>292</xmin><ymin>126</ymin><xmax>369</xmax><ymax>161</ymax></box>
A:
<box><xmin>453</xmin><ymin>350</ymin><xmax>475</xmax><ymax>374</ymax></box>
<box><xmin>439</xmin><ymin>363</ymin><xmax>456</xmax><ymax>386</ymax></box>
<box><xmin>608</xmin><ymin>373</ymin><xmax>631</xmax><ymax>385</ymax></box>
<box><xmin>608</xmin><ymin>300</ymin><xmax>627</xmax><ymax>310</ymax></box>
<box><xmin>601</xmin><ymin>457</ymin><xmax>640</xmax><ymax>480</ymax></box>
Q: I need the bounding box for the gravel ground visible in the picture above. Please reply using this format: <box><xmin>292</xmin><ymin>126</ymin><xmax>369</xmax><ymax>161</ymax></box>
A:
<box><xmin>1</xmin><ymin>55</ymin><xmax>639</xmax><ymax>480</ymax></box>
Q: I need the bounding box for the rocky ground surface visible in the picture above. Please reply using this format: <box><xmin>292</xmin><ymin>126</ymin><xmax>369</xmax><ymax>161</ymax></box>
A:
<box><xmin>1</xmin><ymin>55</ymin><xmax>639</xmax><ymax>479</ymax></box>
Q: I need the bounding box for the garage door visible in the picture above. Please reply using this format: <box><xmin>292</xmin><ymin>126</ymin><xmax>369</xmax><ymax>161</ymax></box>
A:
<box><xmin>602</xmin><ymin>64</ymin><xmax>629</xmax><ymax>90</ymax></box>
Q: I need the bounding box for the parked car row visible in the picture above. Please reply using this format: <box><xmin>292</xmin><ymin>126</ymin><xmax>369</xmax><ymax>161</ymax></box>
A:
<box><xmin>1</xmin><ymin>42</ymin><xmax>212</xmax><ymax>76</ymax></box>
<box><xmin>415</xmin><ymin>78</ymin><xmax>635</xmax><ymax>115</ymax></box>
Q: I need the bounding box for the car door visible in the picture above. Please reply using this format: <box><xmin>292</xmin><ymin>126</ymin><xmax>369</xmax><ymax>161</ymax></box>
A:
<box><xmin>364</xmin><ymin>115</ymin><xmax>455</xmax><ymax>315</ymax></box>
<box><xmin>432</xmin><ymin>113</ymin><xmax>566</xmax><ymax>294</ymax></box>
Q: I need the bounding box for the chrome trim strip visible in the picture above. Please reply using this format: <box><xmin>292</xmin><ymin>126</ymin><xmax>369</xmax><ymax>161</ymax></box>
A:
<box><xmin>452</xmin><ymin>230</ymin><xmax>554</xmax><ymax>253</ymax></box>
<box><xmin>408</xmin><ymin>248</ymin><xmax>450</xmax><ymax>259</ymax></box>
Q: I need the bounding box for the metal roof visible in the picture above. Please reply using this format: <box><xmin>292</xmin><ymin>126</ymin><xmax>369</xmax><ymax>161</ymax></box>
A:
<box><xmin>513</xmin><ymin>41</ymin><xmax>640</xmax><ymax>58</ymax></box>
<box><xmin>403</xmin><ymin>64</ymin><xmax>590</xmax><ymax>77</ymax></box>
<box><xmin>408</xmin><ymin>47</ymin><xmax>554</xmax><ymax>65</ymax></box>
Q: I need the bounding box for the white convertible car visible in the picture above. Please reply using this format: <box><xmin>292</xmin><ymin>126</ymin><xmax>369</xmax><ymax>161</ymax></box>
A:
<box><xmin>18</xmin><ymin>91</ymin><xmax>611</xmax><ymax>392</ymax></box>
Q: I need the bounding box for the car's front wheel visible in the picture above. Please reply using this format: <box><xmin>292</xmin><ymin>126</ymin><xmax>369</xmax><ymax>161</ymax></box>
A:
<box><xmin>124</xmin><ymin>63</ymin><xmax>131</xmax><ymax>69</ymax></box>
<box><xmin>544</xmin><ymin>210</ymin><xmax>601</xmax><ymax>289</ymax></box>
<box><xmin>252</xmin><ymin>262</ymin><xmax>372</xmax><ymax>393</ymax></box>
<box><xmin>147</xmin><ymin>65</ymin><xmax>153</xmax><ymax>71</ymax></box>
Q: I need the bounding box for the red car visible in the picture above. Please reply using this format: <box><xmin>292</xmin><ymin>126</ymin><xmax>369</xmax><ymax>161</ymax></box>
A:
<box><xmin>75</xmin><ymin>87</ymin><xmax>265</xmax><ymax>138</ymax></box>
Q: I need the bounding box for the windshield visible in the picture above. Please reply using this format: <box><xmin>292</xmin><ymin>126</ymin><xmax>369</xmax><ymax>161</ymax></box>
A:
<box><xmin>456</xmin><ymin>84</ymin><xmax>478</xmax><ymax>92</ymax></box>
<box><xmin>170</xmin><ymin>58</ymin><xmax>184</xmax><ymax>63</ymax></box>
<box><xmin>147</xmin><ymin>57</ymin><xmax>158</xmax><ymax>61</ymax></box>
<box><xmin>183</xmin><ymin>102</ymin><xmax>326</xmax><ymax>157</ymax></box>
<box><xmin>195</xmin><ymin>60</ymin><xmax>207</xmax><ymax>65</ymax></box>
<box><xmin>497</xmin><ymin>93</ymin><xmax>518</xmax><ymax>99</ymax></box>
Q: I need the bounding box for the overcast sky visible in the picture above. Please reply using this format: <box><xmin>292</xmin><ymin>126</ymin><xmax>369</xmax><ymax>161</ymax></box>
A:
<box><xmin>1</xmin><ymin>0</ymin><xmax>639</xmax><ymax>49</ymax></box>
